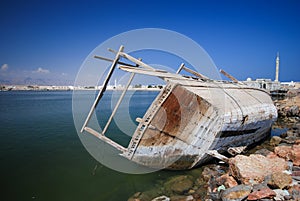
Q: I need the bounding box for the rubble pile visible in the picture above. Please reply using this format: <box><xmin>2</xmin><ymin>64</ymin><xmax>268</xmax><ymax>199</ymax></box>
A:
<box><xmin>200</xmin><ymin>133</ymin><xmax>300</xmax><ymax>201</ymax></box>
<box><xmin>275</xmin><ymin>96</ymin><xmax>300</xmax><ymax>120</ymax></box>
<box><xmin>128</xmin><ymin>96</ymin><xmax>300</xmax><ymax>201</ymax></box>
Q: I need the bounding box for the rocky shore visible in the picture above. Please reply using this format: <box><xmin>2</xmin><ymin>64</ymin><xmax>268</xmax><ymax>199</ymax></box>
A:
<box><xmin>128</xmin><ymin>95</ymin><xmax>300</xmax><ymax>201</ymax></box>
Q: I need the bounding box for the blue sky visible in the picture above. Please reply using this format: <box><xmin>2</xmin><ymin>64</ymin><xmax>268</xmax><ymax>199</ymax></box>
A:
<box><xmin>0</xmin><ymin>0</ymin><xmax>299</xmax><ymax>85</ymax></box>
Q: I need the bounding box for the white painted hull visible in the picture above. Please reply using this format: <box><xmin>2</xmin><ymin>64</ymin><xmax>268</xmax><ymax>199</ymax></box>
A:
<box><xmin>124</xmin><ymin>80</ymin><xmax>277</xmax><ymax>170</ymax></box>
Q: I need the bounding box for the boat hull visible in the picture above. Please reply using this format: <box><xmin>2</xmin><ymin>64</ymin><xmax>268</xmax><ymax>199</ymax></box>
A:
<box><xmin>124</xmin><ymin>80</ymin><xmax>277</xmax><ymax>170</ymax></box>
<box><xmin>81</xmin><ymin>48</ymin><xmax>278</xmax><ymax>170</ymax></box>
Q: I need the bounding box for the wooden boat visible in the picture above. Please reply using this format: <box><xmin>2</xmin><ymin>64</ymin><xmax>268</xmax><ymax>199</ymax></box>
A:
<box><xmin>81</xmin><ymin>46</ymin><xmax>277</xmax><ymax>170</ymax></box>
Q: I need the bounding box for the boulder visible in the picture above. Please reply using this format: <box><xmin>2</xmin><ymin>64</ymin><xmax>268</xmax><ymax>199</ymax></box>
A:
<box><xmin>216</xmin><ymin>173</ymin><xmax>238</xmax><ymax>188</ymax></box>
<box><xmin>280</xmin><ymin>131</ymin><xmax>288</xmax><ymax>138</ymax></box>
<box><xmin>270</xmin><ymin>136</ymin><xmax>282</xmax><ymax>146</ymax></box>
<box><xmin>274</xmin><ymin>145</ymin><xmax>293</xmax><ymax>160</ymax></box>
<box><xmin>201</xmin><ymin>165</ymin><xmax>228</xmax><ymax>194</ymax></box>
<box><xmin>286</xmin><ymin>130</ymin><xmax>295</xmax><ymax>137</ymax></box>
<box><xmin>163</xmin><ymin>175</ymin><xmax>193</xmax><ymax>195</ymax></box>
<box><xmin>229</xmin><ymin>154</ymin><xmax>288</xmax><ymax>184</ymax></box>
<box><xmin>274</xmin><ymin>144</ymin><xmax>300</xmax><ymax>166</ymax></box>
<box><xmin>255</xmin><ymin>148</ymin><xmax>272</xmax><ymax>157</ymax></box>
<box><xmin>252</xmin><ymin>182</ymin><xmax>268</xmax><ymax>191</ymax></box>
<box><xmin>288</xmin><ymin>185</ymin><xmax>300</xmax><ymax>200</ymax></box>
<box><xmin>201</xmin><ymin>166</ymin><xmax>221</xmax><ymax>182</ymax></box>
<box><xmin>267</xmin><ymin>172</ymin><xmax>292</xmax><ymax>189</ymax></box>
<box><xmin>273</xmin><ymin>189</ymin><xmax>290</xmax><ymax>201</ymax></box>
<box><xmin>292</xmin><ymin>170</ymin><xmax>300</xmax><ymax>181</ymax></box>
<box><xmin>220</xmin><ymin>184</ymin><xmax>251</xmax><ymax>201</ymax></box>
<box><xmin>129</xmin><ymin>188</ymin><xmax>163</xmax><ymax>201</ymax></box>
<box><xmin>169</xmin><ymin>195</ymin><xmax>193</xmax><ymax>201</ymax></box>
<box><xmin>247</xmin><ymin>187</ymin><xmax>276</xmax><ymax>200</ymax></box>
<box><xmin>289</xmin><ymin>105</ymin><xmax>299</xmax><ymax>116</ymax></box>
<box><xmin>266</xmin><ymin>151</ymin><xmax>278</xmax><ymax>159</ymax></box>
<box><xmin>292</xmin><ymin>123</ymin><xmax>300</xmax><ymax>131</ymax></box>
<box><xmin>291</xmin><ymin>144</ymin><xmax>300</xmax><ymax>166</ymax></box>
<box><xmin>192</xmin><ymin>187</ymin><xmax>207</xmax><ymax>200</ymax></box>
<box><xmin>293</xmin><ymin>165</ymin><xmax>300</xmax><ymax>171</ymax></box>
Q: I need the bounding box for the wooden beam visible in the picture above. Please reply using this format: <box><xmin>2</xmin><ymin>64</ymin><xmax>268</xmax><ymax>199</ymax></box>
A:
<box><xmin>181</xmin><ymin>66</ymin><xmax>209</xmax><ymax>80</ymax></box>
<box><xmin>80</xmin><ymin>45</ymin><xmax>124</xmax><ymax>133</ymax></box>
<box><xmin>108</xmin><ymin>48</ymin><xmax>154</xmax><ymax>70</ymax></box>
<box><xmin>108</xmin><ymin>48</ymin><xmax>117</xmax><ymax>54</ymax></box>
<box><xmin>220</xmin><ymin>69</ymin><xmax>239</xmax><ymax>83</ymax></box>
<box><xmin>94</xmin><ymin>55</ymin><xmax>136</xmax><ymax>67</ymax></box>
<box><xmin>84</xmin><ymin>127</ymin><xmax>126</xmax><ymax>152</ymax></box>
<box><xmin>101</xmin><ymin>72</ymin><xmax>135</xmax><ymax>135</ymax></box>
<box><xmin>118</xmin><ymin>52</ymin><xmax>154</xmax><ymax>70</ymax></box>
<box><xmin>176</xmin><ymin>63</ymin><xmax>185</xmax><ymax>74</ymax></box>
<box><xmin>118</xmin><ymin>65</ymin><xmax>184</xmax><ymax>80</ymax></box>
<box><xmin>102</xmin><ymin>59</ymin><xmax>141</xmax><ymax>137</ymax></box>
<box><xmin>206</xmin><ymin>150</ymin><xmax>229</xmax><ymax>163</ymax></box>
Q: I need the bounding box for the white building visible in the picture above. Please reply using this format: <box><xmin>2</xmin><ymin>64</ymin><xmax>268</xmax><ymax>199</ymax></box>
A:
<box><xmin>243</xmin><ymin>53</ymin><xmax>281</xmax><ymax>92</ymax></box>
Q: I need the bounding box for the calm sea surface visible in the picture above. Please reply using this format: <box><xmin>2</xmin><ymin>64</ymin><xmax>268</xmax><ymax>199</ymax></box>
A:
<box><xmin>0</xmin><ymin>91</ymin><xmax>185</xmax><ymax>201</ymax></box>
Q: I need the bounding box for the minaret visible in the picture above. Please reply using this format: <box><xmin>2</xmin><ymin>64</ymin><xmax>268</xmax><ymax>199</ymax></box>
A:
<box><xmin>275</xmin><ymin>52</ymin><xmax>280</xmax><ymax>82</ymax></box>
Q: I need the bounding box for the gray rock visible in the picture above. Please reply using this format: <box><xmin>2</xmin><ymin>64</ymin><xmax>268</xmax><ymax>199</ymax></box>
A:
<box><xmin>169</xmin><ymin>195</ymin><xmax>193</xmax><ymax>201</ymax></box>
<box><xmin>252</xmin><ymin>182</ymin><xmax>268</xmax><ymax>191</ymax></box>
<box><xmin>289</xmin><ymin>105</ymin><xmax>299</xmax><ymax>116</ymax></box>
<box><xmin>229</xmin><ymin>154</ymin><xmax>288</xmax><ymax>185</ymax></box>
<box><xmin>209</xmin><ymin>192</ymin><xmax>221</xmax><ymax>201</ymax></box>
<box><xmin>273</xmin><ymin>189</ymin><xmax>290</xmax><ymax>201</ymax></box>
<box><xmin>270</xmin><ymin>136</ymin><xmax>282</xmax><ymax>146</ymax></box>
<box><xmin>293</xmin><ymin>166</ymin><xmax>300</xmax><ymax>171</ymax></box>
<box><xmin>279</xmin><ymin>131</ymin><xmax>287</xmax><ymax>138</ymax></box>
<box><xmin>292</xmin><ymin>124</ymin><xmax>300</xmax><ymax>131</ymax></box>
<box><xmin>163</xmin><ymin>175</ymin><xmax>194</xmax><ymax>195</ymax></box>
<box><xmin>247</xmin><ymin>187</ymin><xmax>276</xmax><ymax>200</ymax></box>
<box><xmin>255</xmin><ymin>148</ymin><xmax>272</xmax><ymax>157</ymax></box>
<box><xmin>286</xmin><ymin>130</ymin><xmax>295</xmax><ymax>137</ymax></box>
<box><xmin>220</xmin><ymin>184</ymin><xmax>252</xmax><ymax>201</ymax></box>
<box><xmin>289</xmin><ymin>185</ymin><xmax>300</xmax><ymax>200</ymax></box>
<box><xmin>267</xmin><ymin>172</ymin><xmax>292</xmax><ymax>189</ymax></box>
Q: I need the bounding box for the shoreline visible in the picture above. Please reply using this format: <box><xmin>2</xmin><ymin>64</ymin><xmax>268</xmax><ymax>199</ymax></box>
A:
<box><xmin>0</xmin><ymin>87</ymin><xmax>163</xmax><ymax>92</ymax></box>
<box><xmin>0</xmin><ymin>84</ymin><xmax>163</xmax><ymax>91</ymax></box>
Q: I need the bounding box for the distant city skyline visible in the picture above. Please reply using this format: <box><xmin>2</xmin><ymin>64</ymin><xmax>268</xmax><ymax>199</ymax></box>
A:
<box><xmin>0</xmin><ymin>0</ymin><xmax>299</xmax><ymax>85</ymax></box>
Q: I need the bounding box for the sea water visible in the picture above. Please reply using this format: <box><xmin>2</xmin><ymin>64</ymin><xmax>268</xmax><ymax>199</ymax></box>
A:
<box><xmin>0</xmin><ymin>91</ymin><xmax>183</xmax><ymax>201</ymax></box>
<box><xmin>0</xmin><ymin>90</ymin><xmax>283</xmax><ymax>201</ymax></box>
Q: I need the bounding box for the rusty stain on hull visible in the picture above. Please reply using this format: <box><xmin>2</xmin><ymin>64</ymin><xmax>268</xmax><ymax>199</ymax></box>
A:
<box><xmin>140</xmin><ymin>85</ymin><xmax>210</xmax><ymax>147</ymax></box>
<box><xmin>81</xmin><ymin>46</ymin><xmax>278</xmax><ymax>170</ymax></box>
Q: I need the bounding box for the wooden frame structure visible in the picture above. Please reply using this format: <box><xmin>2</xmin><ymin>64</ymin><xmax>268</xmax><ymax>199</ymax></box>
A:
<box><xmin>80</xmin><ymin>45</ymin><xmax>203</xmax><ymax>153</ymax></box>
<box><xmin>80</xmin><ymin>45</ymin><xmax>277</xmax><ymax>170</ymax></box>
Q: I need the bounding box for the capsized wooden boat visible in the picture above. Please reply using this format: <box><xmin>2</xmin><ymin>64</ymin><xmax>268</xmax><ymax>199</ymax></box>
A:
<box><xmin>81</xmin><ymin>46</ymin><xmax>277</xmax><ymax>170</ymax></box>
